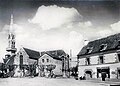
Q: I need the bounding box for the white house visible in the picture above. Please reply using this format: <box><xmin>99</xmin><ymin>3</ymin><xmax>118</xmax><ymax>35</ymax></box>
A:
<box><xmin>77</xmin><ymin>33</ymin><xmax>120</xmax><ymax>80</ymax></box>
<box><xmin>38</xmin><ymin>50</ymin><xmax>69</xmax><ymax>77</ymax></box>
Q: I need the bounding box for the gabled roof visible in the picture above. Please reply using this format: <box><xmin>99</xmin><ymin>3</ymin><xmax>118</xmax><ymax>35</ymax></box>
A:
<box><xmin>40</xmin><ymin>50</ymin><xmax>66</xmax><ymax>60</ymax></box>
<box><xmin>78</xmin><ymin>33</ymin><xmax>120</xmax><ymax>57</ymax></box>
<box><xmin>23</xmin><ymin>47</ymin><xmax>40</xmax><ymax>60</ymax></box>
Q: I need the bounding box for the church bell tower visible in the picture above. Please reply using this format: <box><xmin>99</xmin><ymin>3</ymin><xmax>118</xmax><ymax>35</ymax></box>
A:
<box><xmin>6</xmin><ymin>14</ymin><xmax>17</xmax><ymax>56</ymax></box>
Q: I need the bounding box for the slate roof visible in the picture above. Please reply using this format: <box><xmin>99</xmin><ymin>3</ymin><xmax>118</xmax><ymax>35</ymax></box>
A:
<box><xmin>23</xmin><ymin>47</ymin><xmax>40</xmax><ymax>60</ymax></box>
<box><xmin>40</xmin><ymin>50</ymin><xmax>66</xmax><ymax>61</ymax></box>
<box><xmin>3</xmin><ymin>55</ymin><xmax>16</xmax><ymax>66</ymax></box>
<box><xmin>6</xmin><ymin>55</ymin><xmax>15</xmax><ymax>65</ymax></box>
<box><xmin>78</xmin><ymin>33</ymin><xmax>120</xmax><ymax>57</ymax></box>
<box><xmin>0</xmin><ymin>63</ymin><xmax>4</xmax><ymax>70</ymax></box>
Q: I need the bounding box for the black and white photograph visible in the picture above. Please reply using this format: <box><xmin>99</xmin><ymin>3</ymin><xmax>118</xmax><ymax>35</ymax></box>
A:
<box><xmin>0</xmin><ymin>0</ymin><xmax>120</xmax><ymax>86</ymax></box>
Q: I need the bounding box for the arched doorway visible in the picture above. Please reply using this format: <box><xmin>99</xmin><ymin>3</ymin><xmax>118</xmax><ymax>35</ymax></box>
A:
<box><xmin>84</xmin><ymin>69</ymin><xmax>92</xmax><ymax>79</ymax></box>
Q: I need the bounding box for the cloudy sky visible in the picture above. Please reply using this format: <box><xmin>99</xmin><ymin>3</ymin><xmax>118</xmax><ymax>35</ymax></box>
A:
<box><xmin>0</xmin><ymin>0</ymin><xmax>120</xmax><ymax>62</ymax></box>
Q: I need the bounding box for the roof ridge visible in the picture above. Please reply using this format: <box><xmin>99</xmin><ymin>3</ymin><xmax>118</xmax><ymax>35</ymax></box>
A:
<box><xmin>78</xmin><ymin>33</ymin><xmax>120</xmax><ymax>56</ymax></box>
<box><xmin>23</xmin><ymin>47</ymin><xmax>39</xmax><ymax>53</ymax></box>
<box><xmin>89</xmin><ymin>33</ymin><xmax>120</xmax><ymax>43</ymax></box>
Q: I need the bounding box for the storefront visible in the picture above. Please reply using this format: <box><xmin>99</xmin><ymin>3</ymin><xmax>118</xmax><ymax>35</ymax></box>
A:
<box><xmin>97</xmin><ymin>67</ymin><xmax>110</xmax><ymax>78</ymax></box>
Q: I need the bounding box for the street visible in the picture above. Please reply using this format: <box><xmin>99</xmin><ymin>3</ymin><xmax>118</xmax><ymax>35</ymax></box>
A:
<box><xmin>0</xmin><ymin>77</ymin><xmax>119</xmax><ymax>86</ymax></box>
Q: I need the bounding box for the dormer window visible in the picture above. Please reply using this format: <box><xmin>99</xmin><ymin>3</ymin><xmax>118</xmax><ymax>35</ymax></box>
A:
<box><xmin>117</xmin><ymin>40</ymin><xmax>120</xmax><ymax>48</ymax></box>
<box><xmin>86</xmin><ymin>47</ymin><xmax>93</xmax><ymax>54</ymax></box>
<box><xmin>99</xmin><ymin>44</ymin><xmax>107</xmax><ymax>51</ymax></box>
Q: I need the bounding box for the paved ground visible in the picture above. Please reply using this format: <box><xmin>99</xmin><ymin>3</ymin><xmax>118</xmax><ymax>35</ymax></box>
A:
<box><xmin>0</xmin><ymin>77</ymin><xmax>120</xmax><ymax>86</ymax></box>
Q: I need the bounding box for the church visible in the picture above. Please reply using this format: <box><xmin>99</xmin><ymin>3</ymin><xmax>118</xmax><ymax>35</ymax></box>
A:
<box><xmin>3</xmin><ymin>14</ymin><xmax>17</xmax><ymax>77</ymax></box>
<box><xmin>3</xmin><ymin>15</ymin><xmax>70</xmax><ymax>77</ymax></box>
<box><xmin>77</xmin><ymin>33</ymin><xmax>120</xmax><ymax>80</ymax></box>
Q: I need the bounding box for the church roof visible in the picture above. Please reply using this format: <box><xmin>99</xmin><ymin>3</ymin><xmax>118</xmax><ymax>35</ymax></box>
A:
<box><xmin>3</xmin><ymin>55</ymin><xmax>16</xmax><ymax>66</ymax></box>
<box><xmin>40</xmin><ymin>50</ymin><xmax>66</xmax><ymax>60</ymax></box>
<box><xmin>78</xmin><ymin>33</ymin><xmax>120</xmax><ymax>57</ymax></box>
<box><xmin>23</xmin><ymin>47</ymin><xmax>40</xmax><ymax>60</ymax></box>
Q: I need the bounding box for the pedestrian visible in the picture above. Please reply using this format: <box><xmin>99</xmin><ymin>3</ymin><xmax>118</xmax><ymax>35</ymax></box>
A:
<box><xmin>101</xmin><ymin>72</ymin><xmax>106</xmax><ymax>81</ymax></box>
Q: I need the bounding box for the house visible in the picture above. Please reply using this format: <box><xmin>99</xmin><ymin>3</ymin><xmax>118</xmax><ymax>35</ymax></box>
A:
<box><xmin>38</xmin><ymin>50</ymin><xmax>69</xmax><ymax>77</ymax></box>
<box><xmin>77</xmin><ymin>33</ymin><xmax>120</xmax><ymax>80</ymax></box>
<box><xmin>14</xmin><ymin>47</ymin><xmax>40</xmax><ymax>77</ymax></box>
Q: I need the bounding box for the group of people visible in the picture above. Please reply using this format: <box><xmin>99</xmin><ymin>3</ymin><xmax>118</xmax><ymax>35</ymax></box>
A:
<box><xmin>79</xmin><ymin>72</ymin><xmax>107</xmax><ymax>81</ymax></box>
<box><xmin>79</xmin><ymin>76</ymin><xmax>86</xmax><ymax>80</ymax></box>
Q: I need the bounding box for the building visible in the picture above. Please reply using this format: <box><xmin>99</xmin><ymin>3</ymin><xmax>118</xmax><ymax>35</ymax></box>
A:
<box><xmin>38</xmin><ymin>50</ymin><xmax>69</xmax><ymax>77</ymax></box>
<box><xmin>2</xmin><ymin>14</ymin><xmax>17</xmax><ymax>77</ymax></box>
<box><xmin>14</xmin><ymin>47</ymin><xmax>40</xmax><ymax>77</ymax></box>
<box><xmin>77</xmin><ymin>33</ymin><xmax>120</xmax><ymax>80</ymax></box>
<box><xmin>15</xmin><ymin>48</ymin><xmax>69</xmax><ymax>77</ymax></box>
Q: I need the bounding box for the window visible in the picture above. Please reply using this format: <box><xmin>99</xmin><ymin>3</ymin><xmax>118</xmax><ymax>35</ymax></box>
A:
<box><xmin>47</xmin><ymin>59</ymin><xmax>49</xmax><ymax>62</ymax></box>
<box><xmin>118</xmin><ymin>69</ymin><xmax>120</xmax><ymax>77</ymax></box>
<box><xmin>99</xmin><ymin>44</ymin><xmax>107</xmax><ymax>51</ymax></box>
<box><xmin>20</xmin><ymin>55</ymin><xmax>23</xmax><ymax>69</ymax></box>
<box><xmin>86</xmin><ymin>47</ymin><xmax>93</xmax><ymax>54</ymax></box>
<box><xmin>86</xmin><ymin>57</ymin><xmax>90</xmax><ymax>65</ymax></box>
<box><xmin>42</xmin><ymin>59</ymin><xmax>44</xmax><ymax>63</ymax></box>
<box><xmin>117</xmin><ymin>54</ymin><xmax>120</xmax><ymax>62</ymax></box>
<box><xmin>99</xmin><ymin>56</ymin><xmax>104</xmax><ymax>64</ymax></box>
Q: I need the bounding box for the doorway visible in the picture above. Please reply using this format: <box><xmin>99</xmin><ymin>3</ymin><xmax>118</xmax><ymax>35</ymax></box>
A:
<box><xmin>84</xmin><ymin>69</ymin><xmax>92</xmax><ymax>79</ymax></box>
<box><xmin>97</xmin><ymin>67</ymin><xmax>110</xmax><ymax>78</ymax></box>
<box><xmin>117</xmin><ymin>68</ymin><xmax>120</xmax><ymax>79</ymax></box>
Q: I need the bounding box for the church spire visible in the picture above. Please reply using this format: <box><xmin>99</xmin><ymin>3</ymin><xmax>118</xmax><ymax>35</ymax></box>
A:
<box><xmin>6</xmin><ymin>14</ymin><xmax>17</xmax><ymax>55</ymax></box>
<box><xmin>10</xmin><ymin>14</ymin><xmax>13</xmax><ymax>30</ymax></box>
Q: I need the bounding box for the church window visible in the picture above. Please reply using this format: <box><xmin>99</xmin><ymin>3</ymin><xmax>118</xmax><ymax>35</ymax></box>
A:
<box><xmin>20</xmin><ymin>55</ymin><xmax>23</xmax><ymax>69</ymax></box>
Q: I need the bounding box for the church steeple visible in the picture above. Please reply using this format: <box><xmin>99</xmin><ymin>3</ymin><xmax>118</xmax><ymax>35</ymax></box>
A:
<box><xmin>6</xmin><ymin>14</ymin><xmax>17</xmax><ymax>55</ymax></box>
<box><xmin>10</xmin><ymin>14</ymin><xmax>13</xmax><ymax>30</ymax></box>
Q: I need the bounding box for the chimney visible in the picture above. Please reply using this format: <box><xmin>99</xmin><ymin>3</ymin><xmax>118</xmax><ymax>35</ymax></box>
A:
<box><xmin>84</xmin><ymin>40</ymin><xmax>89</xmax><ymax>46</ymax></box>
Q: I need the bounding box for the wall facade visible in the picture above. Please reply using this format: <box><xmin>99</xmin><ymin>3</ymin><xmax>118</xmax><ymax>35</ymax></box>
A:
<box><xmin>14</xmin><ymin>48</ymin><xmax>37</xmax><ymax>65</ymax></box>
<box><xmin>38</xmin><ymin>54</ymin><xmax>62</xmax><ymax>75</ymax></box>
<box><xmin>78</xmin><ymin>52</ymin><xmax>120</xmax><ymax>79</ymax></box>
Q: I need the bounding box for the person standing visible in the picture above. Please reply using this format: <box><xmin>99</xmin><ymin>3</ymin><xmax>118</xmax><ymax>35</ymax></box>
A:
<box><xmin>101</xmin><ymin>72</ymin><xmax>106</xmax><ymax>81</ymax></box>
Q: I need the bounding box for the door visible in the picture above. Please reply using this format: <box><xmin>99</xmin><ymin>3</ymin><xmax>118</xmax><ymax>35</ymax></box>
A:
<box><xmin>85</xmin><ymin>71</ymin><xmax>92</xmax><ymax>79</ymax></box>
<box><xmin>97</xmin><ymin>67</ymin><xmax>110</xmax><ymax>78</ymax></box>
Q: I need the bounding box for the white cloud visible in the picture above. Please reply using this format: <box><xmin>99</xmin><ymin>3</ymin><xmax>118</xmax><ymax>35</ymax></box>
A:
<box><xmin>98</xmin><ymin>29</ymin><xmax>112</xmax><ymax>38</ymax></box>
<box><xmin>67</xmin><ymin>31</ymin><xmax>84</xmax><ymax>56</ymax></box>
<box><xmin>1</xmin><ymin>5</ymin><xmax>115</xmax><ymax>62</ymax></box>
<box><xmin>29</xmin><ymin>5</ymin><xmax>81</xmax><ymax>30</ymax></box>
<box><xmin>111</xmin><ymin>21</ymin><xmax>120</xmax><ymax>33</ymax></box>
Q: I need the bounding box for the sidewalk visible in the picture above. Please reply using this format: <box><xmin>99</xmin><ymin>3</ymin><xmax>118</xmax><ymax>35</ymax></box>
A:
<box><xmin>80</xmin><ymin>78</ymin><xmax>120</xmax><ymax>86</ymax></box>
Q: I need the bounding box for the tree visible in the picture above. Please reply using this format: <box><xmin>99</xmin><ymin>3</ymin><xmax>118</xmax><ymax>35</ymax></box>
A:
<box><xmin>46</xmin><ymin>64</ymin><xmax>56</xmax><ymax>78</ymax></box>
<box><xmin>70</xmin><ymin>66</ymin><xmax>78</xmax><ymax>77</ymax></box>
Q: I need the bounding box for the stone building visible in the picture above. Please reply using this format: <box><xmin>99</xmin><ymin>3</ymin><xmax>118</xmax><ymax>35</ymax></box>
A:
<box><xmin>77</xmin><ymin>33</ymin><xmax>120</xmax><ymax>80</ymax></box>
<box><xmin>14</xmin><ymin>47</ymin><xmax>40</xmax><ymax>77</ymax></box>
